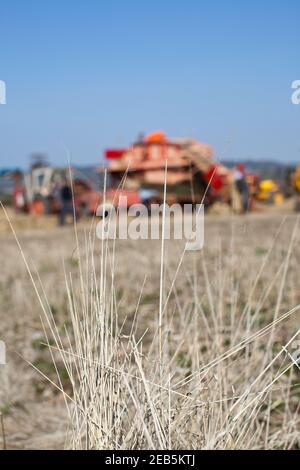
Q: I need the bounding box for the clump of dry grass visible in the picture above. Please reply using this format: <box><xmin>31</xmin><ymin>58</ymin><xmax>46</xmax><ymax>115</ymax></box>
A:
<box><xmin>1</xmin><ymin>201</ymin><xmax>300</xmax><ymax>449</ymax></box>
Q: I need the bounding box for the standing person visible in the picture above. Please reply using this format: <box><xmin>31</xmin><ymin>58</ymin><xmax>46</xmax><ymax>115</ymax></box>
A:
<box><xmin>234</xmin><ymin>164</ymin><xmax>249</xmax><ymax>213</ymax></box>
<box><xmin>59</xmin><ymin>177</ymin><xmax>73</xmax><ymax>226</ymax></box>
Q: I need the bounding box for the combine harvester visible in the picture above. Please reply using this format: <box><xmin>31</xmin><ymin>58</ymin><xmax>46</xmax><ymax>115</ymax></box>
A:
<box><xmin>11</xmin><ymin>132</ymin><xmax>246</xmax><ymax>218</ymax></box>
<box><xmin>103</xmin><ymin>131</ymin><xmax>241</xmax><ymax>210</ymax></box>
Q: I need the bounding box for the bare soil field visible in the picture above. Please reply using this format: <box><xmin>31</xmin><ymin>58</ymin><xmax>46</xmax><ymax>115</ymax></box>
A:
<box><xmin>0</xmin><ymin>208</ymin><xmax>299</xmax><ymax>449</ymax></box>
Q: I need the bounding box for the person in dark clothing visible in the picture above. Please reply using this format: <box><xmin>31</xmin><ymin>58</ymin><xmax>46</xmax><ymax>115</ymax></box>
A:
<box><xmin>59</xmin><ymin>178</ymin><xmax>74</xmax><ymax>226</ymax></box>
<box><xmin>234</xmin><ymin>164</ymin><xmax>249</xmax><ymax>213</ymax></box>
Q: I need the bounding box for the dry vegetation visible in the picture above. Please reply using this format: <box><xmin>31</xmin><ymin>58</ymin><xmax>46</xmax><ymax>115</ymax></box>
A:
<box><xmin>0</xmin><ymin>208</ymin><xmax>300</xmax><ymax>449</ymax></box>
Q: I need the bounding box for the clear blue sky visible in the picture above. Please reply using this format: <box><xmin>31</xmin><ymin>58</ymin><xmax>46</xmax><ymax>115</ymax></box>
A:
<box><xmin>0</xmin><ymin>0</ymin><xmax>300</xmax><ymax>168</ymax></box>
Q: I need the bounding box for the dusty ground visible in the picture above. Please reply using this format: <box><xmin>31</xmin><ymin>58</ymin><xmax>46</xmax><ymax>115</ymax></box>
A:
<box><xmin>0</xmin><ymin>205</ymin><xmax>299</xmax><ymax>449</ymax></box>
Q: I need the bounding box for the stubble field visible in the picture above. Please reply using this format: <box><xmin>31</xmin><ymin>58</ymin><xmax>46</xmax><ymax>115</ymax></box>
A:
<box><xmin>0</xmin><ymin>208</ymin><xmax>299</xmax><ymax>449</ymax></box>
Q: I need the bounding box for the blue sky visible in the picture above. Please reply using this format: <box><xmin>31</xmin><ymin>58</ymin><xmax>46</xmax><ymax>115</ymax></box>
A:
<box><xmin>0</xmin><ymin>0</ymin><xmax>300</xmax><ymax>168</ymax></box>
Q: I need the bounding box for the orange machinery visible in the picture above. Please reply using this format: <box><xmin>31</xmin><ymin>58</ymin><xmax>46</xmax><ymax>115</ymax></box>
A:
<box><xmin>104</xmin><ymin>131</ymin><xmax>233</xmax><ymax>206</ymax></box>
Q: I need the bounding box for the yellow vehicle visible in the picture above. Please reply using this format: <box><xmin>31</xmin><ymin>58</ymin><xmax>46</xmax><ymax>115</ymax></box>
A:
<box><xmin>257</xmin><ymin>179</ymin><xmax>283</xmax><ymax>205</ymax></box>
<box><xmin>292</xmin><ymin>166</ymin><xmax>300</xmax><ymax>193</ymax></box>
<box><xmin>291</xmin><ymin>166</ymin><xmax>300</xmax><ymax>211</ymax></box>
